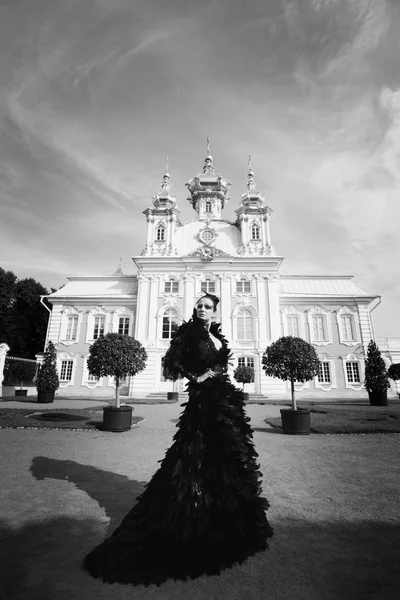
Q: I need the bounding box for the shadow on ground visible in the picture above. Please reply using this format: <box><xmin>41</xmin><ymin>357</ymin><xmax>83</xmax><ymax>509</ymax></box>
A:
<box><xmin>0</xmin><ymin>458</ymin><xmax>398</xmax><ymax>599</ymax></box>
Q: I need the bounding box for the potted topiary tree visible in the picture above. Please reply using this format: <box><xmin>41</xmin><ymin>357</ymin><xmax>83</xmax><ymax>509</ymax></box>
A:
<box><xmin>388</xmin><ymin>363</ymin><xmax>400</xmax><ymax>399</ymax></box>
<box><xmin>262</xmin><ymin>336</ymin><xmax>320</xmax><ymax>435</ymax></box>
<box><xmin>36</xmin><ymin>340</ymin><xmax>59</xmax><ymax>403</ymax></box>
<box><xmin>364</xmin><ymin>340</ymin><xmax>390</xmax><ymax>406</ymax></box>
<box><xmin>87</xmin><ymin>333</ymin><xmax>147</xmax><ymax>432</ymax></box>
<box><xmin>13</xmin><ymin>361</ymin><xmax>37</xmax><ymax>397</ymax></box>
<box><xmin>233</xmin><ymin>364</ymin><xmax>255</xmax><ymax>402</ymax></box>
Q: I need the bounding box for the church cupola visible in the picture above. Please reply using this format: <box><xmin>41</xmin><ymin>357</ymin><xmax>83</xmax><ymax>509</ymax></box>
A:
<box><xmin>141</xmin><ymin>159</ymin><xmax>181</xmax><ymax>256</ymax></box>
<box><xmin>185</xmin><ymin>139</ymin><xmax>231</xmax><ymax>221</ymax></box>
<box><xmin>236</xmin><ymin>156</ymin><xmax>275</xmax><ymax>256</ymax></box>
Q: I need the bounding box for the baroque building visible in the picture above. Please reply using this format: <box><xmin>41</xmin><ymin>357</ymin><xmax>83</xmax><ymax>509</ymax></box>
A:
<box><xmin>42</xmin><ymin>146</ymin><xmax>400</xmax><ymax>400</ymax></box>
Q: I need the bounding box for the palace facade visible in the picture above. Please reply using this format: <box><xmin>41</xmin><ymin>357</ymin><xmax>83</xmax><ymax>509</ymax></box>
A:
<box><xmin>43</xmin><ymin>148</ymin><xmax>400</xmax><ymax>400</ymax></box>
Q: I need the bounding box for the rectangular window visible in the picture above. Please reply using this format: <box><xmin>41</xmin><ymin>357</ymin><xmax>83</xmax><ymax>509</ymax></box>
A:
<box><xmin>236</xmin><ymin>280</ymin><xmax>251</xmax><ymax>293</ymax></box>
<box><xmin>201</xmin><ymin>280</ymin><xmax>215</xmax><ymax>293</ymax></box>
<box><xmin>342</xmin><ymin>316</ymin><xmax>354</xmax><ymax>341</ymax></box>
<box><xmin>93</xmin><ymin>316</ymin><xmax>105</xmax><ymax>340</ymax></box>
<box><xmin>165</xmin><ymin>280</ymin><xmax>179</xmax><ymax>293</ymax></box>
<box><xmin>87</xmin><ymin>373</ymin><xmax>99</xmax><ymax>382</ymax></box>
<box><xmin>60</xmin><ymin>360</ymin><xmax>73</xmax><ymax>382</ymax></box>
<box><xmin>346</xmin><ymin>362</ymin><xmax>360</xmax><ymax>383</ymax></box>
<box><xmin>251</xmin><ymin>225</ymin><xmax>260</xmax><ymax>240</ymax></box>
<box><xmin>238</xmin><ymin>357</ymin><xmax>255</xmax><ymax>368</ymax></box>
<box><xmin>66</xmin><ymin>316</ymin><xmax>78</xmax><ymax>341</ymax></box>
<box><xmin>237</xmin><ymin>311</ymin><xmax>253</xmax><ymax>340</ymax></box>
<box><xmin>118</xmin><ymin>317</ymin><xmax>130</xmax><ymax>335</ymax></box>
<box><xmin>156</xmin><ymin>227</ymin><xmax>165</xmax><ymax>241</ymax></box>
<box><xmin>318</xmin><ymin>362</ymin><xmax>331</xmax><ymax>383</ymax></box>
<box><xmin>287</xmin><ymin>316</ymin><xmax>299</xmax><ymax>337</ymax></box>
<box><xmin>313</xmin><ymin>316</ymin><xmax>325</xmax><ymax>341</ymax></box>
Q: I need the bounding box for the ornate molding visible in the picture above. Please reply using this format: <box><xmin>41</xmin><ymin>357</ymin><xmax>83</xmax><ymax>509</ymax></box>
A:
<box><xmin>187</xmin><ymin>246</ymin><xmax>231</xmax><ymax>262</ymax></box>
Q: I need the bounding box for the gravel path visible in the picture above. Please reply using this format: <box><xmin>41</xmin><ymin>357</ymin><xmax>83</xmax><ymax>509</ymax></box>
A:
<box><xmin>0</xmin><ymin>403</ymin><xmax>399</xmax><ymax>600</ymax></box>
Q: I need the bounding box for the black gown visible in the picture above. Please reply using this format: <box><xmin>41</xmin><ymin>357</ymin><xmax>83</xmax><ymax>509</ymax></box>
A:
<box><xmin>83</xmin><ymin>319</ymin><xmax>273</xmax><ymax>586</ymax></box>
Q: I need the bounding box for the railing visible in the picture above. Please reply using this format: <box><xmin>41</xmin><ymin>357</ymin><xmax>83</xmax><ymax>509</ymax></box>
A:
<box><xmin>376</xmin><ymin>338</ymin><xmax>400</xmax><ymax>351</ymax></box>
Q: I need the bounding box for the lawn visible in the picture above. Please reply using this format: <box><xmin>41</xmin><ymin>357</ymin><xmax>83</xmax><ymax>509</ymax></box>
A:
<box><xmin>0</xmin><ymin>407</ymin><xmax>144</xmax><ymax>430</ymax></box>
<box><xmin>265</xmin><ymin>404</ymin><xmax>400</xmax><ymax>434</ymax></box>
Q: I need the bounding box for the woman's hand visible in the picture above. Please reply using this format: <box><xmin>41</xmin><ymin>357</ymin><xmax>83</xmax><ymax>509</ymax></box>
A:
<box><xmin>196</xmin><ymin>369</ymin><xmax>215</xmax><ymax>383</ymax></box>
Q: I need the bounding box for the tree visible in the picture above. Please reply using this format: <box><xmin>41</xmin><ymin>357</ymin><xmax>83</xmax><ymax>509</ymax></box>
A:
<box><xmin>0</xmin><ymin>268</ymin><xmax>17</xmax><ymax>345</ymax></box>
<box><xmin>262</xmin><ymin>336</ymin><xmax>320</xmax><ymax>410</ymax></box>
<box><xmin>35</xmin><ymin>341</ymin><xmax>59</xmax><ymax>392</ymax></box>
<box><xmin>233</xmin><ymin>365</ymin><xmax>255</xmax><ymax>393</ymax></box>
<box><xmin>364</xmin><ymin>340</ymin><xmax>390</xmax><ymax>395</ymax></box>
<box><xmin>7</xmin><ymin>278</ymin><xmax>49</xmax><ymax>358</ymax></box>
<box><xmin>87</xmin><ymin>333</ymin><xmax>147</xmax><ymax>408</ymax></box>
<box><xmin>388</xmin><ymin>363</ymin><xmax>400</xmax><ymax>397</ymax></box>
<box><xmin>10</xmin><ymin>361</ymin><xmax>37</xmax><ymax>390</ymax></box>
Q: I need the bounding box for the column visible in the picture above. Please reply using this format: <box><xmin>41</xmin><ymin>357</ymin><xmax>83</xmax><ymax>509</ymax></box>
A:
<box><xmin>135</xmin><ymin>275</ymin><xmax>149</xmax><ymax>342</ymax></box>
<box><xmin>183</xmin><ymin>274</ymin><xmax>196</xmax><ymax>320</ymax></box>
<box><xmin>256</xmin><ymin>275</ymin><xmax>268</xmax><ymax>348</ymax></box>
<box><xmin>220</xmin><ymin>273</ymin><xmax>231</xmax><ymax>342</ymax></box>
<box><xmin>147</xmin><ymin>275</ymin><xmax>159</xmax><ymax>341</ymax></box>
<box><xmin>266</xmin><ymin>274</ymin><xmax>281</xmax><ymax>341</ymax></box>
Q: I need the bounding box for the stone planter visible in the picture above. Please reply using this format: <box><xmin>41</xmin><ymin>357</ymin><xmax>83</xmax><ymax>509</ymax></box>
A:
<box><xmin>280</xmin><ymin>408</ymin><xmax>311</xmax><ymax>435</ymax></box>
<box><xmin>243</xmin><ymin>392</ymin><xmax>249</xmax><ymax>402</ymax></box>
<box><xmin>15</xmin><ymin>390</ymin><xmax>28</xmax><ymax>397</ymax></box>
<box><xmin>368</xmin><ymin>390</ymin><xmax>388</xmax><ymax>407</ymax></box>
<box><xmin>102</xmin><ymin>405</ymin><xmax>133</xmax><ymax>432</ymax></box>
<box><xmin>37</xmin><ymin>391</ymin><xmax>55</xmax><ymax>403</ymax></box>
<box><xmin>167</xmin><ymin>392</ymin><xmax>179</xmax><ymax>402</ymax></box>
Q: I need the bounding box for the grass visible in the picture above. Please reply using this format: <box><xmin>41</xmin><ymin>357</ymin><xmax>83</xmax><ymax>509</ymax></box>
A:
<box><xmin>265</xmin><ymin>405</ymin><xmax>400</xmax><ymax>434</ymax></box>
<box><xmin>0</xmin><ymin>407</ymin><xmax>144</xmax><ymax>431</ymax></box>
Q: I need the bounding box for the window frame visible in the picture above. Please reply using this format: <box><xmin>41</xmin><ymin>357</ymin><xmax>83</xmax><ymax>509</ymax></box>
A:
<box><xmin>281</xmin><ymin>306</ymin><xmax>305</xmax><ymax>339</ymax></box>
<box><xmin>161</xmin><ymin>308</ymin><xmax>180</xmax><ymax>340</ymax></box>
<box><xmin>200</xmin><ymin>278</ymin><xmax>216</xmax><ymax>294</ymax></box>
<box><xmin>336</xmin><ymin>306</ymin><xmax>359</xmax><ymax>346</ymax></box>
<box><xmin>236</xmin><ymin>308</ymin><xmax>254</xmax><ymax>341</ymax></box>
<box><xmin>342</xmin><ymin>353</ymin><xmax>363</xmax><ymax>390</ymax></box>
<box><xmin>307</xmin><ymin>306</ymin><xmax>332</xmax><ymax>346</ymax></box>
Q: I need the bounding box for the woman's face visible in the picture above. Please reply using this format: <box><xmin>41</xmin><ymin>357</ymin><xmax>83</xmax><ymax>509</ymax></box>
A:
<box><xmin>196</xmin><ymin>298</ymin><xmax>215</xmax><ymax>325</ymax></box>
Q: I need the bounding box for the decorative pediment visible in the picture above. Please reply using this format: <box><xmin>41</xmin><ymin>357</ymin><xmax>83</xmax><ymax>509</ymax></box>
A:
<box><xmin>187</xmin><ymin>246</ymin><xmax>232</xmax><ymax>262</ymax></box>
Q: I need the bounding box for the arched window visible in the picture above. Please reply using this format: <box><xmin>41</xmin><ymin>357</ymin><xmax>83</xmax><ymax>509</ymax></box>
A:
<box><xmin>156</xmin><ymin>225</ymin><xmax>165</xmax><ymax>241</ymax></box>
<box><xmin>201</xmin><ymin>278</ymin><xmax>215</xmax><ymax>293</ymax></box>
<box><xmin>162</xmin><ymin>309</ymin><xmax>179</xmax><ymax>339</ymax></box>
<box><xmin>251</xmin><ymin>224</ymin><xmax>260</xmax><ymax>240</ymax></box>
<box><xmin>237</xmin><ymin>308</ymin><xmax>253</xmax><ymax>340</ymax></box>
<box><xmin>205</xmin><ymin>200</ymin><xmax>212</xmax><ymax>213</ymax></box>
<box><xmin>164</xmin><ymin>278</ymin><xmax>179</xmax><ymax>293</ymax></box>
<box><xmin>236</xmin><ymin>278</ymin><xmax>251</xmax><ymax>293</ymax></box>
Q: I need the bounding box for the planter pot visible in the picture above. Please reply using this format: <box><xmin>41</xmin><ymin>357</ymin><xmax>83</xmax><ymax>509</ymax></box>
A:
<box><xmin>243</xmin><ymin>392</ymin><xmax>249</xmax><ymax>402</ymax></box>
<box><xmin>167</xmin><ymin>392</ymin><xmax>179</xmax><ymax>402</ymax></box>
<box><xmin>37</xmin><ymin>391</ymin><xmax>55</xmax><ymax>404</ymax></box>
<box><xmin>15</xmin><ymin>390</ymin><xmax>28</xmax><ymax>397</ymax></box>
<box><xmin>368</xmin><ymin>390</ymin><xmax>388</xmax><ymax>407</ymax></box>
<box><xmin>280</xmin><ymin>408</ymin><xmax>311</xmax><ymax>435</ymax></box>
<box><xmin>103</xmin><ymin>405</ymin><xmax>133</xmax><ymax>432</ymax></box>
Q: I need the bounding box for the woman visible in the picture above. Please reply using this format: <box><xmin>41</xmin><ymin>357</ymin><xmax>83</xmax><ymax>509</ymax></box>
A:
<box><xmin>83</xmin><ymin>294</ymin><xmax>273</xmax><ymax>586</ymax></box>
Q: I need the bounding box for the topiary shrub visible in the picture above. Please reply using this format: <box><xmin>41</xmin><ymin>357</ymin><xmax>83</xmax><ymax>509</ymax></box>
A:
<box><xmin>87</xmin><ymin>333</ymin><xmax>147</xmax><ymax>407</ymax></box>
<box><xmin>36</xmin><ymin>341</ymin><xmax>59</xmax><ymax>392</ymax></box>
<box><xmin>262</xmin><ymin>336</ymin><xmax>320</xmax><ymax>410</ymax></box>
<box><xmin>233</xmin><ymin>365</ymin><xmax>255</xmax><ymax>393</ymax></box>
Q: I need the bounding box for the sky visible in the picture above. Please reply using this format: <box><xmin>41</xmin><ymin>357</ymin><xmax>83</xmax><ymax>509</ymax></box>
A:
<box><xmin>1</xmin><ymin>0</ymin><xmax>400</xmax><ymax>338</ymax></box>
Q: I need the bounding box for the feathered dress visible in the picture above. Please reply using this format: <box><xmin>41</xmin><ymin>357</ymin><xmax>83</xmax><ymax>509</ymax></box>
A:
<box><xmin>83</xmin><ymin>319</ymin><xmax>273</xmax><ymax>586</ymax></box>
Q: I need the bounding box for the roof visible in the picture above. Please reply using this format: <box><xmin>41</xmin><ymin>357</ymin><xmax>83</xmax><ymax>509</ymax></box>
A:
<box><xmin>46</xmin><ymin>276</ymin><xmax>138</xmax><ymax>299</ymax></box>
<box><xmin>279</xmin><ymin>276</ymin><xmax>374</xmax><ymax>297</ymax></box>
